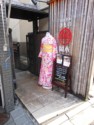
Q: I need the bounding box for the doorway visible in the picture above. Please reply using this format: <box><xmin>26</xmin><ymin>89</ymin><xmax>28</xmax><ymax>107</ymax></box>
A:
<box><xmin>11</xmin><ymin>18</ymin><xmax>81</xmax><ymax>125</ymax></box>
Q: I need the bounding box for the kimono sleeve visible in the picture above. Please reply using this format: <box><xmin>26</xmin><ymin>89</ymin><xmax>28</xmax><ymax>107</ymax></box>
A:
<box><xmin>38</xmin><ymin>40</ymin><xmax>43</xmax><ymax>58</ymax></box>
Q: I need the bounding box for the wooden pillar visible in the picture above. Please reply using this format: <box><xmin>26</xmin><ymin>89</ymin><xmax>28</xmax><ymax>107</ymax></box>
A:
<box><xmin>33</xmin><ymin>20</ymin><xmax>38</xmax><ymax>33</ymax></box>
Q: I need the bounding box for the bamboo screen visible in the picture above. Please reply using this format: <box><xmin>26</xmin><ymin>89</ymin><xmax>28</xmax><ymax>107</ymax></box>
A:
<box><xmin>50</xmin><ymin>0</ymin><xmax>94</xmax><ymax>98</ymax></box>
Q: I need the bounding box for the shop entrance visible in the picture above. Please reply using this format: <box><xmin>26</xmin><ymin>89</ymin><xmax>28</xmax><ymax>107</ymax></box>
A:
<box><xmin>6</xmin><ymin>1</ymin><xmax>49</xmax><ymax>87</ymax></box>
<box><xmin>6</xmin><ymin>1</ymin><xmax>82</xmax><ymax>124</ymax></box>
<box><xmin>9</xmin><ymin>22</ymin><xmax>81</xmax><ymax>125</ymax></box>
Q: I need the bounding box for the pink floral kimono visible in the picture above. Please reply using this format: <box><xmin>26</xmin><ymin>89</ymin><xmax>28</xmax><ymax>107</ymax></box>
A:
<box><xmin>38</xmin><ymin>33</ymin><xmax>57</xmax><ymax>88</ymax></box>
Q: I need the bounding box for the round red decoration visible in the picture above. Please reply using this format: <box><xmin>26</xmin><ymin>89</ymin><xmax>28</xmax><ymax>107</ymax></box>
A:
<box><xmin>58</xmin><ymin>28</ymin><xmax>72</xmax><ymax>46</ymax></box>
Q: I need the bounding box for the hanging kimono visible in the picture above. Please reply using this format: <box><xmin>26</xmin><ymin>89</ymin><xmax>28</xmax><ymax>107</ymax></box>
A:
<box><xmin>38</xmin><ymin>32</ymin><xmax>57</xmax><ymax>89</ymax></box>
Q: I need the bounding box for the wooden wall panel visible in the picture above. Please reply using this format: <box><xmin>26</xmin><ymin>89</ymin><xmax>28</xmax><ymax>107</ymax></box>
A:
<box><xmin>50</xmin><ymin>0</ymin><xmax>94</xmax><ymax>98</ymax></box>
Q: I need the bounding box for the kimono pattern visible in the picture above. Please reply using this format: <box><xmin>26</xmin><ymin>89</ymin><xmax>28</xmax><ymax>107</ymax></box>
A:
<box><xmin>38</xmin><ymin>35</ymin><xmax>57</xmax><ymax>88</ymax></box>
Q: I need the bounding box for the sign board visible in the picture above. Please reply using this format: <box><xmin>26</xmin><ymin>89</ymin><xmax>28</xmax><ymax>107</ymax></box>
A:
<box><xmin>58</xmin><ymin>28</ymin><xmax>72</xmax><ymax>46</ymax></box>
<box><xmin>54</xmin><ymin>54</ymin><xmax>71</xmax><ymax>83</ymax></box>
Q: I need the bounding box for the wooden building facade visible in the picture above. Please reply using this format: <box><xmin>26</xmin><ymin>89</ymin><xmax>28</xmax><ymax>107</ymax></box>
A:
<box><xmin>49</xmin><ymin>0</ymin><xmax>94</xmax><ymax>99</ymax></box>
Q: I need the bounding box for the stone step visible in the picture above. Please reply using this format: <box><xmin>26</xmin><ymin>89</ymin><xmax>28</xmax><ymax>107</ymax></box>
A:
<box><xmin>65</xmin><ymin>101</ymin><xmax>91</xmax><ymax>118</ymax></box>
<box><xmin>41</xmin><ymin>101</ymin><xmax>83</xmax><ymax>125</ymax></box>
<box><xmin>42</xmin><ymin>100</ymin><xmax>94</xmax><ymax>125</ymax></box>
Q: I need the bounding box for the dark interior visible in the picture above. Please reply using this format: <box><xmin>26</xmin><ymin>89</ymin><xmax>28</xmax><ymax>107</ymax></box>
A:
<box><xmin>7</xmin><ymin>3</ymin><xmax>49</xmax><ymax>76</ymax></box>
<box><xmin>26</xmin><ymin>31</ymin><xmax>47</xmax><ymax>75</ymax></box>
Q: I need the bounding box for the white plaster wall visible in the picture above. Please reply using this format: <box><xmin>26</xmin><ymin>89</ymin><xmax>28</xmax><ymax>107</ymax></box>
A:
<box><xmin>9</xmin><ymin>19</ymin><xmax>20</xmax><ymax>42</ymax></box>
<box><xmin>39</xmin><ymin>18</ymin><xmax>48</xmax><ymax>31</ymax></box>
<box><xmin>19</xmin><ymin>20</ymin><xmax>33</xmax><ymax>42</ymax></box>
<box><xmin>9</xmin><ymin>1</ymin><xmax>48</xmax><ymax>43</ymax></box>
<box><xmin>37</xmin><ymin>3</ymin><xmax>49</xmax><ymax>31</ymax></box>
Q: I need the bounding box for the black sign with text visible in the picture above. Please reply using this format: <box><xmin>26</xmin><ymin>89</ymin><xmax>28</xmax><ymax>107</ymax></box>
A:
<box><xmin>54</xmin><ymin>54</ymin><xmax>71</xmax><ymax>83</ymax></box>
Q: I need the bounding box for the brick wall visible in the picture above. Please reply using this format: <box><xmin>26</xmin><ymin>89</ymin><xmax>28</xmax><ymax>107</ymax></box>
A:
<box><xmin>0</xmin><ymin>0</ymin><xmax>14</xmax><ymax>112</ymax></box>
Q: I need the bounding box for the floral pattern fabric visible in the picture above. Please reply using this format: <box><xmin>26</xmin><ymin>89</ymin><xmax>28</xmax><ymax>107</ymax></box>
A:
<box><xmin>38</xmin><ymin>35</ymin><xmax>57</xmax><ymax>87</ymax></box>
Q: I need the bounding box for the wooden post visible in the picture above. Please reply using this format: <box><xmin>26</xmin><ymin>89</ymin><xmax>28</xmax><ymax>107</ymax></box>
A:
<box><xmin>33</xmin><ymin>20</ymin><xmax>38</xmax><ymax>33</ymax></box>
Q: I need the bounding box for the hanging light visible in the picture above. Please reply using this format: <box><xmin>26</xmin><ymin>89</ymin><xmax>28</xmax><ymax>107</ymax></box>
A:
<box><xmin>31</xmin><ymin>0</ymin><xmax>50</xmax><ymax>5</ymax></box>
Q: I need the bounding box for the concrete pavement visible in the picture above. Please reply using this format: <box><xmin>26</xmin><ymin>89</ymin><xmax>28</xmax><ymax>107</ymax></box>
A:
<box><xmin>42</xmin><ymin>97</ymin><xmax>94</xmax><ymax>125</ymax></box>
<box><xmin>3</xmin><ymin>96</ymin><xmax>94</xmax><ymax>125</ymax></box>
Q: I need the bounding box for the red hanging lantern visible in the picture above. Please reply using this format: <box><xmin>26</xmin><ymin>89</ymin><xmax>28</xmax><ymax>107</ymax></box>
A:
<box><xmin>58</xmin><ymin>28</ymin><xmax>72</xmax><ymax>46</ymax></box>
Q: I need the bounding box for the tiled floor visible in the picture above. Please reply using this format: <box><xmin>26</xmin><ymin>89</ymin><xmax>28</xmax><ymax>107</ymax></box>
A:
<box><xmin>4</xmin><ymin>102</ymin><xmax>38</xmax><ymax>125</ymax></box>
<box><xmin>15</xmin><ymin>71</ymin><xmax>82</xmax><ymax>124</ymax></box>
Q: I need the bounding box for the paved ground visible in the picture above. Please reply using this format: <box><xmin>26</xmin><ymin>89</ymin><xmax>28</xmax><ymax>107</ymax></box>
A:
<box><xmin>4</xmin><ymin>71</ymin><xmax>94</xmax><ymax>125</ymax></box>
<box><xmin>15</xmin><ymin>71</ymin><xmax>82</xmax><ymax>124</ymax></box>
<box><xmin>67</xmin><ymin>98</ymin><xmax>94</xmax><ymax>125</ymax></box>
<box><xmin>4</xmin><ymin>101</ymin><xmax>39</xmax><ymax>125</ymax></box>
<box><xmin>3</xmin><ymin>97</ymin><xmax>94</xmax><ymax>125</ymax></box>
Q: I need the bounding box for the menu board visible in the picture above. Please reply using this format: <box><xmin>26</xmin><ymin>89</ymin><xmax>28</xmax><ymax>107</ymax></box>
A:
<box><xmin>54</xmin><ymin>54</ymin><xmax>71</xmax><ymax>83</ymax></box>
